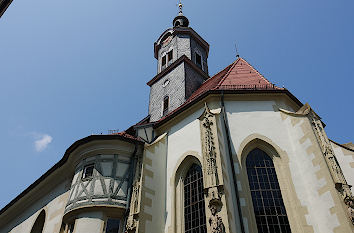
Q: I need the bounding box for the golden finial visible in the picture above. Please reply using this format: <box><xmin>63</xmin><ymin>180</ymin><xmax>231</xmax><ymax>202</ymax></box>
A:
<box><xmin>178</xmin><ymin>0</ymin><xmax>183</xmax><ymax>13</ymax></box>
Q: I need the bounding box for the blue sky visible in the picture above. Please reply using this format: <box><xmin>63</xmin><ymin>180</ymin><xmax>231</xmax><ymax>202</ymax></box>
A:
<box><xmin>0</xmin><ymin>0</ymin><xmax>353</xmax><ymax>209</ymax></box>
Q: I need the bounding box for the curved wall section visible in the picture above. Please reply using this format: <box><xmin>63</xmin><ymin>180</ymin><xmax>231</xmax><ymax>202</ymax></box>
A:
<box><xmin>64</xmin><ymin>154</ymin><xmax>132</xmax><ymax>214</ymax></box>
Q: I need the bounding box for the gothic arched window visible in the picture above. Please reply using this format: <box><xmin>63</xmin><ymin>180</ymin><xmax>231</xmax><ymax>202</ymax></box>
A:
<box><xmin>246</xmin><ymin>148</ymin><xmax>292</xmax><ymax>233</ymax></box>
<box><xmin>30</xmin><ymin>210</ymin><xmax>46</xmax><ymax>233</ymax></box>
<box><xmin>183</xmin><ymin>164</ymin><xmax>207</xmax><ymax>233</ymax></box>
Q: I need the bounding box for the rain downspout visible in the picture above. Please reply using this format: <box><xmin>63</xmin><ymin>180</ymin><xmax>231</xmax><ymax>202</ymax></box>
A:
<box><xmin>221</xmin><ymin>91</ymin><xmax>246</xmax><ymax>233</ymax></box>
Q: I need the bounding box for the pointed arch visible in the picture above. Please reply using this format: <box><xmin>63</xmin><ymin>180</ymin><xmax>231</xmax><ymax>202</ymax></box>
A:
<box><xmin>239</xmin><ymin>137</ymin><xmax>282</xmax><ymax>167</ymax></box>
<box><xmin>171</xmin><ymin>152</ymin><xmax>207</xmax><ymax>233</ymax></box>
<box><xmin>246</xmin><ymin>148</ymin><xmax>291</xmax><ymax>233</ymax></box>
<box><xmin>183</xmin><ymin>164</ymin><xmax>207</xmax><ymax>233</ymax></box>
<box><xmin>30</xmin><ymin>209</ymin><xmax>46</xmax><ymax>233</ymax></box>
<box><xmin>174</xmin><ymin>154</ymin><xmax>202</xmax><ymax>184</ymax></box>
<box><xmin>236</xmin><ymin>135</ymin><xmax>303</xmax><ymax>233</ymax></box>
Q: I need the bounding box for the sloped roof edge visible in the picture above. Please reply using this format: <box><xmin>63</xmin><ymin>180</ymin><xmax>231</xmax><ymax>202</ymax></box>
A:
<box><xmin>0</xmin><ymin>0</ymin><xmax>13</xmax><ymax>17</ymax></box>
<box><xmin>329</xmin><ymin>139</ymin><xmax>354</xmax><ymax>152</ymax></box>
<box><xmin>147</xmin><ymin>55</ymin><xmax>209</xmax><ymax>86</ymax></box>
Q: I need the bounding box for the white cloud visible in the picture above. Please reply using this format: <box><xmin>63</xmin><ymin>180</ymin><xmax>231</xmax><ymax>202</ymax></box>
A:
<box><xmin>34</xmin><ymin>134</ymin><xmax>53</xmax><ymax>152</ymax></box>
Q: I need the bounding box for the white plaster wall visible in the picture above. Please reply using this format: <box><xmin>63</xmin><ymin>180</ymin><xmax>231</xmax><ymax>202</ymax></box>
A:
<box><xmin>225</xmin><ymin>100</ymin><xmax>339</xmax><ymax>233</ymax></box>
<box><xmin>331</xmin><ymin>142</ymin><xmax>354</xmax><ymax>192</ymax></box>
<box><xmin>165</xmin><ymin>108</ymin><xmax>204</xmax><ymax>232</ymax></box>
<box><xmin>74</xmin><ymin>212</ymin><xmax>104</xmax><ymax>233</ymax></box>
<box><xmin>215</xmin><ymin>114</ymin><xmax>242</xmax><ymax>233</ymax></box>
<box><xmin>2</xmin><ymin>180</ymin><xmax>70</xmax><ymax>233</ymax></box>
<box><xmin>7</xmin><ymin>213</ymin><xmax>37</xmax><ymax>233</ymax></box>
<box><xmin>143</xmin><ymin>136</ymin><xmax>167</xmax><ymax>233</ymax></box>
<box><xmin>43</xmin><ymin>191</ymin><xmax>69</xmax><ymax>233</ymax></box>
<box><xmin>284</xmin><ymin>119</ymin><xmax>339</xmax><ymax>232</ymax></box>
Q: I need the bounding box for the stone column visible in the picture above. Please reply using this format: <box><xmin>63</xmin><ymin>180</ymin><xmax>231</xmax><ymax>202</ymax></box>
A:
<box><xmin>199</xmin><ymin>104</ymin><xmax>229</xmax><ymax>233</ymax></box>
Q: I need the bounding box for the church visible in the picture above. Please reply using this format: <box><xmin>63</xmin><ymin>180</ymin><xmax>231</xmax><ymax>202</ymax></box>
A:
<box><xmin>0</xmin><ymin>4</ymin><xmax>353</xmax><ymax>233</ymax></box>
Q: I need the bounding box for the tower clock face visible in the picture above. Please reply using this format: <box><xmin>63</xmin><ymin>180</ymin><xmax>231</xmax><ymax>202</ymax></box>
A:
<box><xmin>162</xmin><ymin>36</ymin><xmax>172</xmax><ymax>46</ymax></box>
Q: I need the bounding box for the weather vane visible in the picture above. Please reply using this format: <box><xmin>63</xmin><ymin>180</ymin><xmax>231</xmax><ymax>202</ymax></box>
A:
<box><xmin>177</xmin><ymin>0</ymin><xmax>183</xmax><ymax>13</ymax></box>
<box><xmin>235</xmin><ymin>43</ymin><xmax>240</xmax><ymax>58</ymax></box>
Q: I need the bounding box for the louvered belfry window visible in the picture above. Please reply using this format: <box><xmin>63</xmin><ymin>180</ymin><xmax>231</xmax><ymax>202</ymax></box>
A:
<box><xmin>184</xmin><ymin>164</ymin><xmax>207</xmax><ymax>233</ymax></box>
<box><xmin>246</xmin><ymin>148</ymin><xmax>292</xmax><ymax>233</ymax></box>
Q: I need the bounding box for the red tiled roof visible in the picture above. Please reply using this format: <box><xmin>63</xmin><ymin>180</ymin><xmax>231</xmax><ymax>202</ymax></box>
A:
<box><xmin>110</xmin><ymin>131</ymin><xmax>143</xmax><ymax>142</ymax></box>
<box><xmin>187</xmin><ymin>63</ymin><xmax>233</xmax><ymax>100</ymax></box>
<box><xmin>217</xmin><ymin>57</ymin><xmax>276</xmax><ymax>87</ymax></box>
<box><xmin>155</xmin><ymin>57</ymin><xmax>285</xmax><ymax>125</ymax></box>
<box><xmin>188</xmin><ymin>57</ymin><xmax>282</xmax><ymax>102</ymax></box>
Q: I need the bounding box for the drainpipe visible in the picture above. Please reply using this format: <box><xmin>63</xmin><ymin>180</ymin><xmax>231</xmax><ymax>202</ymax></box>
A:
<box><xmin>221</xmin><ymin>92</ymin><xmax>246</xmax><ymax>233</ymax></box>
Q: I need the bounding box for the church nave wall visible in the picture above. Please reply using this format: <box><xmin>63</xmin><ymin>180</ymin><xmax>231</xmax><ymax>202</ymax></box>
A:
<box><xmin>2</xmin><ymin>180</ymin><xmax>70</xmax><ymax>233</ymax></box>
<box><xmin>225</xmin><ymin>98</ymin><xmax>353</xmax><ymax>233</ymax></box>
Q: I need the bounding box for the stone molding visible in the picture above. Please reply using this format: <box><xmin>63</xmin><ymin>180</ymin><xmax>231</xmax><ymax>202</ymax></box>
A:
<box><xmin>125</xmin><ymin>180</ymin><xmax>141</xmax><ymax>232</ymax></box>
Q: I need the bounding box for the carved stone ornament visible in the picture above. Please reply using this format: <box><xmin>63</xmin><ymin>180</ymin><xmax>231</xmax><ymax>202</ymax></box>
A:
<box><xmin>279</xmin><ymin>103</ymin><xmax>354</xmax><ymax>215</ymax></box>
<box><xmin>208</xmin><ymin>199</ymin><xmax>226</xmax><ymax>233</ymax></box>
<box><xmin>199</xmin><ymin>103</ymin><xmax>223</xmax><ymax>188</ymax></box>
<box><xmin>344</xmin><ymin>196</ymin><xmax>354</xmax><ymax>225</ymax></box>
<box><xmin>126</xmin><ymin>215</ymin><xmax>137</xmax><ymax>232</ymax></box>
<box><xmin>125</xmin><ymin>180</ymin><xmax>141</xmax><ymax>232</ymax></box>
<box><xmin>308</xmin><ymin>110</ymin><xmax>353</xmax><ymax>199</ymax></box>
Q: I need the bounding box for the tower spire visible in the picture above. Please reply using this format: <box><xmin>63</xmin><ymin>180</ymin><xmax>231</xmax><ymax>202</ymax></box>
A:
<box><xmin>173</xmin><ymin>0</ymin><xmax>189</xmax><ymax>27</ymax></box>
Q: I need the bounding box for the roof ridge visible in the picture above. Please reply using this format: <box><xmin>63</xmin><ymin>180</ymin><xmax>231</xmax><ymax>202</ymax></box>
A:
<box><xmin>211</xmin><ymin>62</ymin><xmax>233</xmax><ymax>78</ymax></box>
<box><xmin>215</xmin><ymin>58</ymin><xmax>240</xmax><ymax>89</ymax></box>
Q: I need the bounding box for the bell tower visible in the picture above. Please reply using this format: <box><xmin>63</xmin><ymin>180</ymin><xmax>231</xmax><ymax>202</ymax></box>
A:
<box><xmin>147</xmin><ymin>3</ymin><xmax>210</xmax><ymax>122</ymax></box>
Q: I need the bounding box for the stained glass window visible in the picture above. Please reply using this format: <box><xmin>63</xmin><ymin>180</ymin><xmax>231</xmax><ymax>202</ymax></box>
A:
<box><xmin>184</xmin><ymin>164</ymin><xmax>207</xmax><ymax>233</ymax></box>
<box><xmin>246</xmin><ymin>148</ymin><xmax>291</xmax><ymax>233</ymax></box>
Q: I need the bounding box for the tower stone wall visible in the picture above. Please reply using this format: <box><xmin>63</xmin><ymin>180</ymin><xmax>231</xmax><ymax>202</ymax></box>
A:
<box><xmin>149</xmin><ymin>13</ymin><xmax>210</xmax><ymax>122</ymax></box>
<box><xmin>185</xmin><ymin>62</ymin><xmax>205</xmax><ymax>99</ymax></box>
<box><xmin>149</xmin><ymin>63</ymin><xmax>186</xmax><ymax>121</ymax></box>
<box><xmin>190</xmin><ymin>37</ymin><xmax>208</xmax><ymax>73</ymax></box>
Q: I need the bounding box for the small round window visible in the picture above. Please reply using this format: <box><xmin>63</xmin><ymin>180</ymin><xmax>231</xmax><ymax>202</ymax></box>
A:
<box><xmin>163</xmin><ymin>79</ymin><xmax>170</xmax><ymax>87</ymax></box>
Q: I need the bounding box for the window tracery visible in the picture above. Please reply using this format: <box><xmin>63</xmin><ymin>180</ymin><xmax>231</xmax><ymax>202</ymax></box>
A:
<box><xmin>246</xmin><ymin>148</ymin><xmax>291</xmax><ymax>233</ymax></box>
<box><xmin>183</xmin><ymin>164</ymin><xmax>207</xmax><ymax>233</ymax></box>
